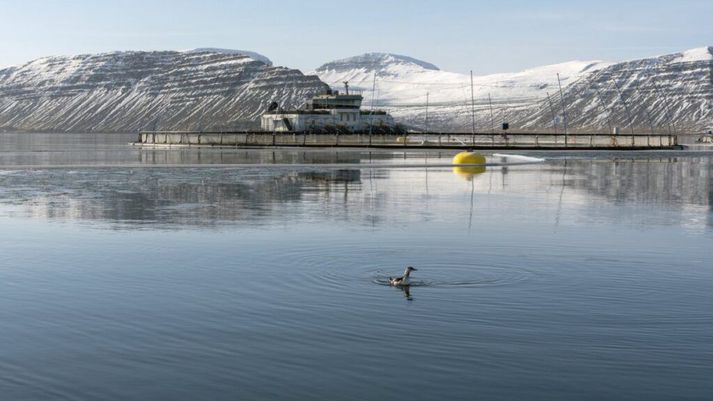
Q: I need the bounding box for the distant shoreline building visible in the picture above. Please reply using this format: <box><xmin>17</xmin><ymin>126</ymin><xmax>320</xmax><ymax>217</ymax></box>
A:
<box><xmin>261</xmin><ymin>83</ymin><xmax>396</xmax><ymax>133</ymax></box>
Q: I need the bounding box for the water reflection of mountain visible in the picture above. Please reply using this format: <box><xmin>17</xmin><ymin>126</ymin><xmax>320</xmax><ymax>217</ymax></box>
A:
<box><xmin>1</xmin><ymin>154</ymin><xmax>712</xmax><ymax>229</ymax></box>
<box><xmin>477</xmin><ymin>156</ymin><xmax>713</xmax><ymax>228</ymax></box>
<box><xmin>0</xmin><ymin>168</ymin><xmax>362</xmax><ymax>227</ymax></box>
<box><xmin>137</xmin><ymin>148</ymin><xmax>391</xmax><ymax>165</ymax></box>
<box><xmin>564</xmin><ymin>157</ymin><xmax>712</xmax><ymax>208</ymax></box>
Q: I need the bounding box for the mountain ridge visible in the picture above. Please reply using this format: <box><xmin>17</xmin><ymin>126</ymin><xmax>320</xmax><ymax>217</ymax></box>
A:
<box><xmin>0</xmin><ymin>47</ymin><xmax>710</xmax><ymax>133</ymax></box>
<box><xmin>0</xmin><ymin>50</ymin><xmax>326</xmax><ymax>132</ymax></box>
<box><xmin>316</xmin><ymin>53</ymin><xmax>440</xmax><ymax>74</ymax></box>
<box><xmin>315</xmin><ymin>47</ymin><xmax>711</xmax><ymax>132</ymax></box>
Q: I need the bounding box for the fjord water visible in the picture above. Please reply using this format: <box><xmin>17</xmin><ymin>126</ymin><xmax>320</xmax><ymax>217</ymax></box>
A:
<box><xmin>1</xmin><ymin>134</ymin><xmax>712</xmax><ymax>401</ymax></box>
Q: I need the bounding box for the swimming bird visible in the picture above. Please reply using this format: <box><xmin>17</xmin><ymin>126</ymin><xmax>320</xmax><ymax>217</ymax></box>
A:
<box><xmin>389</xmin><ymin>266</ymin><xmax>417</xmax><ymax>286</ymax></box>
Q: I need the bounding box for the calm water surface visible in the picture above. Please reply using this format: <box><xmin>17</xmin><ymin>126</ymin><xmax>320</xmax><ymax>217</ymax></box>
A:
<box><xmin>1</xmin><ymin>133</ymin><xmax>712</xmax><ymax>400</ymax></box>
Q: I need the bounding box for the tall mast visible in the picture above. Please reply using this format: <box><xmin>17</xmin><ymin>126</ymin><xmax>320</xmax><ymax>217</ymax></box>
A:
<box><xmin>470</xmin><ymin>70</ymin><xmax>476</xmax><ymax>136</ymax></box>
<box><xmin>368</xmin><ymin>72</ymin><xmax>377</xmax><ymax>138</ymax></box>
<box><xmin>613</xmin><ymin>79</ymin><xmax>635</xmax><ymax>135</ymax></box>
<box><xmin>647</xmin><ymin>63</ymin><xmax>674</xmax><ymax>135</ymax></box>
<box><xmin>546</xmin><ymin>92</ymin><xmax>558</xmax><ymax>134</ymax></box>
<box><xmin>557</xmin><ymin>73</ymin><xmax>568</xmax><ymax>144</ymax></box>
<box><xmin>425</xmin><ymin>91</ymin><xmax>430</xmax><ymax>133</ymax></box>
<box><xmin>488</xmin><ymin>93</ymin><xmax>495</xmax><ymax>134</ymax></box>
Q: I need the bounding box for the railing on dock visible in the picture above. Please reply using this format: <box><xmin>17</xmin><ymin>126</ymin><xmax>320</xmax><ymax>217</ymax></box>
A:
<box><xmin>137</xmin><ymin>131</ymin><xmax>679</xmax><ymax>149</ymax></box>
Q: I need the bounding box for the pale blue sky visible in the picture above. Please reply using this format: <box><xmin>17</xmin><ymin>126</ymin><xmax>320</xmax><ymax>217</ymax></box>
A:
<box><xmin>0</xmin><ymin>0</ymin><xmax>710</xmax><ymax>73</ymax></box>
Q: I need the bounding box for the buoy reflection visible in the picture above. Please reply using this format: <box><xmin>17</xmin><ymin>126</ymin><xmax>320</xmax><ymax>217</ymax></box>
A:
<box><xmin>452</xmin><ymin>165</ymin><xmax>486</xmax><ymax>181</ymax></box>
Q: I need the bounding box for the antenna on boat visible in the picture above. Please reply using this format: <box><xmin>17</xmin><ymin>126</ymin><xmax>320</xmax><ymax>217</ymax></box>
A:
<box><xmin>343</xmin><ymin>81</ymin><xmax>350</xmax><ymax>95</ymax></box>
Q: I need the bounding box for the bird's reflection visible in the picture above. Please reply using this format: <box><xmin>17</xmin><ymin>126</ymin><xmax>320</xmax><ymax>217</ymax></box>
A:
<box><xmin>394</xmin><ymin>285</ymin><xmax>413</xmax><ymax>301</ymax></box>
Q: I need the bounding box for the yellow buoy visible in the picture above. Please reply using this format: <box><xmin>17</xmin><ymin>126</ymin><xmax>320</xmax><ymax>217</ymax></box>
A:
<box><xmin>452</xmin><ymin>151</ymin><xmax>486</xmax><ymax>165</ymax></box>
<box><xmin>452</xmin><ymin>151</ymin><xmax>486</xmax><ymax>181</ymax></box>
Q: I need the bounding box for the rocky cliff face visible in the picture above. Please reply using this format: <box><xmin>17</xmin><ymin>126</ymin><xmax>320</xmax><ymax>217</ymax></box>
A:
<box><xmin>1</xmin><ymin>47</ymin><xmax>710</xmax><ymax>134</ymax></box>
<box><xmin>519</xmin><ymin>47</ymin><xmax>713</xmax><ymax>133</ymax></box>
<box><xmin>316</xmin><ymin>49</ymin><xmax>712</xmax><ymax>133</ymax></box>
<box><xmin>0</xmin><ymin>50</ymin><xmax>327</xmax><ymax>132</ymax></box>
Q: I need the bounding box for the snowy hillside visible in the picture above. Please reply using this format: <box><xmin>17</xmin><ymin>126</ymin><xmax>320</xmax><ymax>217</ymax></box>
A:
<box><xmin>0</xmin><ymin>50</ymin><xmax>326</xmax><ymax>132</ymax></box>
<box><xmin>316</xmin><ymin>50</ymin><xmax>711</xmax><ymax>133</ymax></box>
<box><xmin>520</xmin><ymin>46</ymin><xmax>713</xmax><ymax>133</ymax></box>
<box><xmin>0</xmin><ymin>47</ymin><xmax>709</xmax><ymax>133</ymax></box>
<box><xmin>314</xmin><ymin>53</ymin><xmax>611</xmax><ymax>131</ymax></box>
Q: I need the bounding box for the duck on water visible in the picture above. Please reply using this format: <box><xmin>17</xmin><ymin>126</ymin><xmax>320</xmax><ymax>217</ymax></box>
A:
<box><xmin>389</xmin><ymin>266</ymin><xmax>418</xmax><ymax>286</ymax></box>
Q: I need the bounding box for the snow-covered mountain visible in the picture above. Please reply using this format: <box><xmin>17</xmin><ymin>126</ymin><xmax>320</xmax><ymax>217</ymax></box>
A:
<box><xmin>519</xmin><ymin>47</ymin><xmax>713</xmax><ymax>133</ymax></box>
<box><xmin>316</xmin><ymin>49</ymin><xmax>711</xmax><ymax>133</ymax></box>
<box><xmin>0</xmin><ymin>50</ymin><xmax>326</xmax><ymax>132</ymax></box>
<box><xmin>0</xmin><ymin>47</ymin><xmax>709</xmax><ymax>133</ymax></box>
<box><xmin>314</xmin><ymin>53</ymin><xmax>611</xmax><ymax>131</ymax></box>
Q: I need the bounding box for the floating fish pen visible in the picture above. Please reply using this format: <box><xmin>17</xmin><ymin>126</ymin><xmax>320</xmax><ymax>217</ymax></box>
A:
<box><xmin>136</xmin><ymin>83</ymin><xmax>680</xmax><ymax>150</ymax></box>
<box><xmin>136</xmin><ymin>130</ymin><xmax>679</xmax><ymax>150</ymax></box>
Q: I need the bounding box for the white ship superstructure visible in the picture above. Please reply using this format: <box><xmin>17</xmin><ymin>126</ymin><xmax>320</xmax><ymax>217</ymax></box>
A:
<box><xmin>261</xmin><ymin>83</ymin><xmax>395</xmax><ymax>132</ymax></box>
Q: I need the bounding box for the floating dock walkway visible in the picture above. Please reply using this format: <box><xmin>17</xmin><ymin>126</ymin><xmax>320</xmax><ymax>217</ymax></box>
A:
<box><xmin>136</xmin><ymin>131</ymin><xmax>680</xmax><ymax>150</ymax></box>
